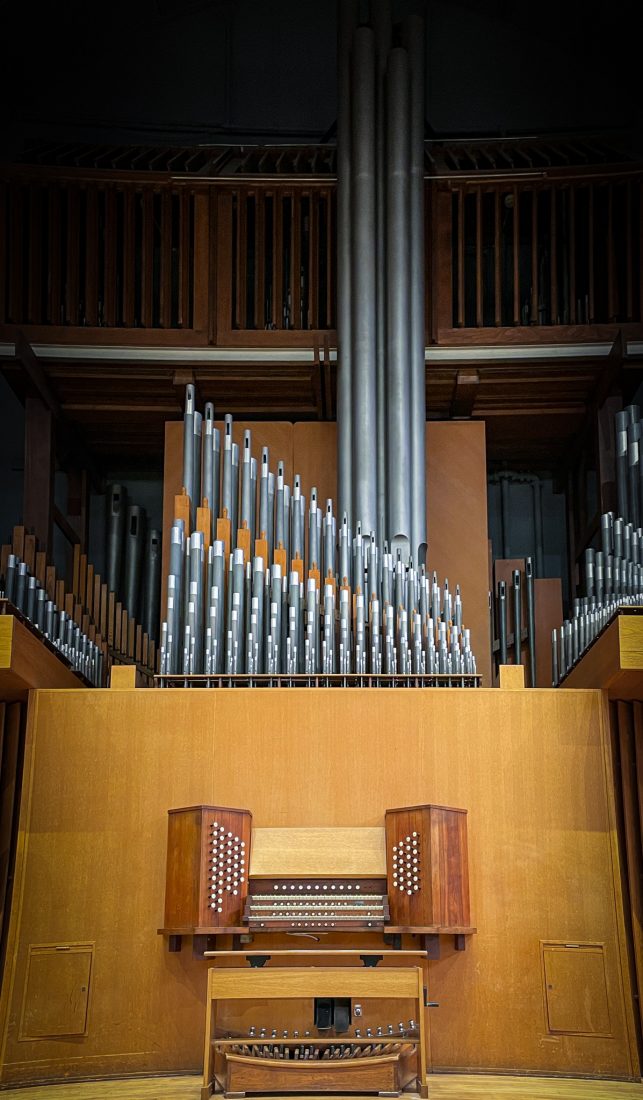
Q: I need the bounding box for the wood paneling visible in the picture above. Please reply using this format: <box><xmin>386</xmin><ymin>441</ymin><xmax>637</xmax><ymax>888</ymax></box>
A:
<box><xmin>248</xmin><ymin>827</ymin><xmax>386</xmax><ymax>877</ymax></box>
<box><xmin>0</xmin><ymin>687</ymin><xmax>636</xmax><ymax>1085</ymax></box>
<box><xmin>426</xmin><ymin>422</ymin><xmax>492</xmax><ymax>686</ymax></box>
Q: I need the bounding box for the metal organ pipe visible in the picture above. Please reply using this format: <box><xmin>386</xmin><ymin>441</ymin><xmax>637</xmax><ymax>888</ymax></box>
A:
<box><xmin>371</xmin><ymin>0</ymin><xmax>391</xmax><ymax>546</ymax></box>
<box><xmin>350</xmin><ymin>25</ymin><xmax>378</xmax><ymax>540</ymax></box>
<box><xmin>385</xmin><ymin>46</ymin><xmax>412</xmax><ymax>561</ymax></box>
<box><xmin>159</xmin><ymin>390</ymin><xmax>480</xmax><ymax>684</ymax></box>
<box><xmin>336</xmin><ymin>0</ymin><xmax>359</xmax><ymax>527</ymax></box>
<box><xmin>403</xmin><ymin>13</ymin><xmax>427</xmax><ymax>568</ymax></box>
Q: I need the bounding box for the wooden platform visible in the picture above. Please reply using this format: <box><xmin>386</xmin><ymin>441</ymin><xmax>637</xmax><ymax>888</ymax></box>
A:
<box><xmin>0</xmin><ymin>614</ymin><xmax>81</xmax><ymax>700</ymax></box>
<box><xmin>0</xmin><ymin>1073</ymin><xmax>640</xmax><ymax>1099</ymax></box>
<box><xmin>559</xmin><ymin>610</ymin><xmax>643</xmax><ymax>699</ymax></box>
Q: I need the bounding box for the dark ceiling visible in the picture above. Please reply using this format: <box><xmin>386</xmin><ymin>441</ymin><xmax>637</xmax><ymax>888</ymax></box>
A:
<box><xmin>2</xmin><ymin>0</ymin><xmax>642</xmax><ymax>157</ymax></box>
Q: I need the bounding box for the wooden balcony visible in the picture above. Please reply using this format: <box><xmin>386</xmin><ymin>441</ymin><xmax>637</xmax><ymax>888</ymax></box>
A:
<box><xmin>0</xmin><ymin>140</ymin><xmax>641</xmax><ymax>465</ymax></box>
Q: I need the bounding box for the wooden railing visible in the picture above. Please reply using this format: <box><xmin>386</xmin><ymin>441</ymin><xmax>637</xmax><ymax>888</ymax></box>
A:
<box><xmin>1</xmin><ymin>165</ymin><xmax>641</xmax><ymax>349</ymax></box>
<box><xmin>0</xmin><ymin>171</ymin><xmax>210</xmax><ymax>345</ymax></box>
<box><xmin>215</xmin><ymin>185</ymin><xmax>336</xmax><ymax>345</ymax></box>
<box><xmin>429</xmin><ymin>172</ymin><xmax>643</xmax><ymax>342</ymax></box>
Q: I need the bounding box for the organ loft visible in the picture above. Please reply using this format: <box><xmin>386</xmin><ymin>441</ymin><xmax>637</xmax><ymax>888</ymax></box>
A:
<box><xmin>0</xmin><ymin>2</ymin><xmax>642</xmax><ymax>1099</ymax></box>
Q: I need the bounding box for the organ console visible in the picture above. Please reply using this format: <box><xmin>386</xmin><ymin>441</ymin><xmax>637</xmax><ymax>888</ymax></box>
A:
<box><xmin>162</xmin><ymin>802</ymin><xmax>470</xmax><ymax>940</ymax></box>
<box><xmin>162</xmin><ymin>804</ymin><xmax>472</xmax><ymax>1097</ymax></box>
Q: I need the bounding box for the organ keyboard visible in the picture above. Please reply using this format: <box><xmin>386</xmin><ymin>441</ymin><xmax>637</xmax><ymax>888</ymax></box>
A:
<box><xmin>245</xmin><ymin>879</ymin><xmax>389</xmax><ymax>931</ymax></box>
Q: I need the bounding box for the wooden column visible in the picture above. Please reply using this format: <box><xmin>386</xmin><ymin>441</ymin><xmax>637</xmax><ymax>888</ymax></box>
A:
<box><xmin>22</xmin><ymin>398</ymin><xmax>54</xmax><ymax>556</ymax></box>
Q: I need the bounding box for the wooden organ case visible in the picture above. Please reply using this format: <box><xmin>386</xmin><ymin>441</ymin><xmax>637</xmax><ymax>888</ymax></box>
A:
<box><xmin>161</xmin><ymin>804</ymin><xmax>474</xmax><ymax>1098</ymax></box>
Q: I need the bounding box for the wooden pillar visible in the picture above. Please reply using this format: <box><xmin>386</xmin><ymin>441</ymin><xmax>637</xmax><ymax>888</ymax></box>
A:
<box><xmin>23</xmin><ymin>397</ymin><xmax>54</xmax><ymax>556</ymax></box>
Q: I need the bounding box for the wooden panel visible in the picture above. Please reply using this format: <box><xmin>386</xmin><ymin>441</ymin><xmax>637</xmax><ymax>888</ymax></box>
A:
<box><xmin>249</xmin><ymin>827</ymin><xmax>386</xmax><ymax>878</ymax></box>
<box><xmin>499</xmin><ymin>666</ymin><xmax>525</xmax><ymax>690</ymax></box>
<box><xmin>426</xmin><ymin>422</ymin><xmax>491</xmax><ymax>686</ymax></box>
<box><xmin>618</xmin><ymin>617</ymin><xmax>643</xmax><ymax>670</ymax></box>
<box><xmin>0</xmin><ymin>617</ymin><xmax>79</xmax><ymax>700</ymax></box>
<box><xmin>561</xmin><ymin>614</ymin><xmax>643</xmax><ymax>698</ymax></box>
<box><xmin>0</xmin><ymin>701</ymin><xmax>22</xmax><ymax>944</ymax></box>
<box><xmin>164</xmin><ymin>806</ymin><xmax>251</xmax><ymax>929</ymax></box>
<box><xmin>0</xmin><ymin>687</ymin><xmax>636</xmax><ymax>1084</ymax></box>
<box><xmin>19</xmin><ymin>944</ymin><xmax>93</xmax><ymax>1039</ymax></box>
<box><xmin>542</xmin><ymin>944</ymin><xmax>611</xmax><ymax>1037</ymax></box>
<box><xmin>534</xmin><ymin>578</ymin><xmax>563</xmax><ymax>688</ymax></box>
<box><xmin>385</xmin><ymin>806</ymin><xmax>469</xmax><ymax>929</ymax></box>
<box><xmin>208</xmin><ymin>965</ymin><xmax>420</xmax><ymax>1000</ymax></box>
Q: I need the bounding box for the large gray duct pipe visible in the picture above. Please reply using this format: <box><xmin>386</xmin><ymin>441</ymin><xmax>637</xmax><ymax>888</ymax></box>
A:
<box><xmin>106</xmin><ymin>483</ymin><xmax>127</xmax><ymax>597</ymax></box>
<box><xmin>403</xmin><ymin>14</ymin><xmax>427</xmax><ymax>566</ymax></box>
<box><xmin>351</xmin><ymin>25</ymin><xmax>378</xmax><ymax>538</ymax></box>
<box><xmin>337</xmin><ymin>0</ymin><xmax>359</xmax><ymax>527</ymax></box>
<box><xmin>385</xmin><ymin>46</ymin><xmax>412</xmax><ymax>559</ymax></box>
<box><xmin>372</xmin><ymin>0</ymin><xmax>391</xmax><ymax>546</ymax></box>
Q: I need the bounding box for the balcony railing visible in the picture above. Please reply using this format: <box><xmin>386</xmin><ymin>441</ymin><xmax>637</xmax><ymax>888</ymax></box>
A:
<box><xmin>1</xmin><ymin>163</ymin><xmax>641</xmax><ymax>349</ymax></box>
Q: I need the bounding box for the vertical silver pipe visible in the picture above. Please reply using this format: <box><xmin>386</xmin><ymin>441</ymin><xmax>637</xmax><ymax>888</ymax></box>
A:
<box><xmin>627</xmin><ymin>420</ymin><xmax>641</xmax><ymax>529</ymax></box>
<box><xmin>222</xmin><ymin>415</ymin><xmax>233</xmax><ymax>521</ymax></box>
<box><xmin>182</xmin><ymin>384</ymin><xmax>196</xmax><ymax>521</ymax></box>
<box><xmin>616</xmin><ymin>411</ymin><xmax>629</xmax><ymax>521</ymax></box>
<box><xmin>372</xmin><ymin>0</ymin><xmax>391</xmax><ymax>546</ymax></box>
<box><xmin>385</xmin><ymin>46</ymin><xmax>412</xmax><ymax>560</ymax></box>
<box><xmin>143</xmin><ymin>528</ymin><xmax>161</xmax><ymax>642</ymax></box>
<box><xmin>106</xmin><ymin>484</ymin><xmax>127</xmax><ymax>597</ymax></box>
<box><xmin>532</xmin><ymin>478</ymin><xmax>544</xmax><ymax>577</ymax></box>
<box><xmin>496</xmin><ymin>586</ymin><xmax>507</xmax><ymax>671</ymax></box>
<box><xmin>259</xmin><ymin>448</ymin><xmax>270</xmax><ymax>540</ymax></box>
<box><xmin>403</xmin><ymin>13</ymin><xmax>427</xmax><ymax>567</ymax></box>
<box><xmin>203</xmin><ymin>404</ymin><xmax>215</xmax><ymax>516</ymax></box>
<box><xmin>192</xmin><ymin>410</ymin><xmax>202</xmax><ymax>521</ymax></box>
<box><xmin>525</xmin><ymin>557</ymin><xmax>536</xmax><ymax>688</ymax></box>
<box><xmin>351</xmin><ymin>25</ymin><xmax>378</xmax><ymax>537</ymax></box>
<box><xmin>211</xmin><ymin>427</ymin><xmax>221</xmax><ymax>536</ymax></box>
<box><xmin>241</xmin><ymin>430</ymin><xmax>253</xmax><ymax>535</ymax></box>
<box><xmin>231</xmin><ymin>442</ymin><xmax>240</xmax><ymax>543</ymax></box>
<box><xmin>336</xmin><ymin>0</ymin><xmax>359</xmax><ymax>527</ymax></box>
<box><xmin>123</xmin><ymin>505</ymin><xmax>145</xmax><ymax>619</ymax></box>
<box><xmin>500</xmin><ymin>476</ymin><xmax>510</xmax><ymax>558</ymax></box>
<box><xmin>512</xmin><ymin>569</ymin><xmax>522</xmax><ymax>666</ymax></box>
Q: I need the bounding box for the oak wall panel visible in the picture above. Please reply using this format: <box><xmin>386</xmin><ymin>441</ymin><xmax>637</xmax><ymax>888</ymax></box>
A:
<box><xmin>0</xmin><ymin>686</ymin><xmax>636</xmax><ymax>1085</ymax></box>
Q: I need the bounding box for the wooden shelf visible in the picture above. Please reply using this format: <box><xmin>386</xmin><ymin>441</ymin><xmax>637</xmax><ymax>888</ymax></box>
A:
<box><xmin>559</xmin><ymin>608</ymin><xmax>643</xmax><ymax>699</ymax></box>
<box><xmin>0</xmin><ymin>613</ymin><xmax>83</xmax><ymax>700</ymax></box>
<box><xmin>205</xmin><ymin>949</ymin><xmax>428</xmax><ymax>957</ymax></box>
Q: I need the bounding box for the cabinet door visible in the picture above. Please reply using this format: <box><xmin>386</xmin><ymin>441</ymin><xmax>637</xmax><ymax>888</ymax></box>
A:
<box><xmin>19</xmin><ymin>943</ymin><xmax>93</xmax><ymax>1040</ymax></box>
<box><xmin>541</xmin><ymin>942</ymin><xmax>611</xmax><ymax>1037</ymax></box>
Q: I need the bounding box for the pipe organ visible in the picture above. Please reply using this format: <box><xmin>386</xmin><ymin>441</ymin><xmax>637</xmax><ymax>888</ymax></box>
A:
<box><xmin>158</xmin><ymin>387</ymin><xmax>480</xmax><ymax>685</ymax></box>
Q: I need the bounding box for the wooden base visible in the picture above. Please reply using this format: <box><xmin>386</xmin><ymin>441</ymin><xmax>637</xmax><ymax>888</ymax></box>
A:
<box><xmin>217</xmin><ymin>1048</ymin><xmax>417</xmax><ymax>1097</ymax></box>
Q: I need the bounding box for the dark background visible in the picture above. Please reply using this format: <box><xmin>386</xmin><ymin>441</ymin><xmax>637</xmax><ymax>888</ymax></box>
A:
<box><xmin>2</xmin><ymin>0</ymin><xmax>642</xmax><ymax>154</ymax></box>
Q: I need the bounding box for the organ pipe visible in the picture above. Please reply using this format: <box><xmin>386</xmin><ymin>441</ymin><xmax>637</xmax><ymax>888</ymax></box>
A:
<box><xmin>158</xmin><ymin>391</ymin><xmax>479</xmax><ymax>684</ymax></box>
<box><xmin>350</xmin><ymin>26</ymin><xmax>379</xmax><ymax>540</ymax></box>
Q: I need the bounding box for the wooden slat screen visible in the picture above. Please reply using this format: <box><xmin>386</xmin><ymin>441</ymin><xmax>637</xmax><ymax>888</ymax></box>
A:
<box><xmin>448</xmin><ymin>176</ymin><xmax>643</xmax><ymax>329</ymax></box>
<box><xmin>229</xmin><ymin>186</ymin><xmax>336</xmax><ymax>332</ymax></box>
<box><xmin>0</xmin><ymin>180</ymin><xmax>196</xmax><ymax>329</ymax></box>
